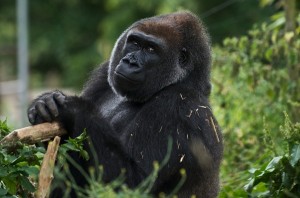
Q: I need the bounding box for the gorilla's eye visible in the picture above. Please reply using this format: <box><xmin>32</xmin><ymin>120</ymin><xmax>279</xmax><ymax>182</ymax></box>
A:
<box><xmin>132</xmin><ymin>41</ymin><xmax>140</xmax><ymax>48</ymax></box>
<box><xmin>146</xmin><ymin>46</ymin><xmax>155</xmax><ymax>53</ymax></box>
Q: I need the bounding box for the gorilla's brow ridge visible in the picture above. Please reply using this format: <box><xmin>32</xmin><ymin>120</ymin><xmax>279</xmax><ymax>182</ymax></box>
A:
<box><xmin>127</xmin><ymin>29</ymin><xmax>166</xmax><ymax>47</ymax></box>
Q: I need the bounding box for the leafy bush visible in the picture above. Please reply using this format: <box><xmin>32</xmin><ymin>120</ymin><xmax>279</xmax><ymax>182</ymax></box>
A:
<box><xmin>0</xmin><ymin>121</ymin><xmax>90</xmax><ymax>197</ymax></box>
<box><xmin>52</xmin><ymin>137</ymin><xmax>185</xmax><ymax>198</ymax></box>
<box><xmin>212</xmin><ymin>12</ymin><xmax>300</xmax><ymax>197</ymax></box>
<box><xmin>0</xmin><ymin>121</ymin><xmax>183</xmax><ymax>197</ymax></box>
<box><xmin>245</xmin><ymin>113</ymin><xmax>300</xmax><ymax>197</ymax></box>
<box><xmin>0</xmin><ymin>120</ymin><xmax>45</xmax><ymax>197</ymax></box>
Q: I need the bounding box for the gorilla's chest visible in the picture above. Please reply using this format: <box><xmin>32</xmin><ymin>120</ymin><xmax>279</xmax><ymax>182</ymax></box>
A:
<box><xmin>99</xmin><ymin>95</ymin><xmax>140</xmax><ymax>133</ymax></box>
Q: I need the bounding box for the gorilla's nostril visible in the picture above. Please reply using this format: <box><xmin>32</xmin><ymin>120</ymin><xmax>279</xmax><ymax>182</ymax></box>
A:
<box><xmin>122</xmin><ymin>58</ymin><xmax>130</xmax><ymax>64</ymax></box>
<box><xmin>125</xmin><ymin>59</ymin><xmax>130</xmax><ymax>64</ymax></box>
<box><xmin>122</xmin><ymin>57</ymin><xmax>140</xmax><ymax>68</ymax></box>
<box><xmin>130</xmin><ymin>62</ymin><xmax>139</xmax><ymax>68</ymax></box>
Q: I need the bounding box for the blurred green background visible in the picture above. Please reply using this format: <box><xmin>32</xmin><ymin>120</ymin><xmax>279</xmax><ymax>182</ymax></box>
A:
<box><xmin>0</xmin><ymin>0</ymin><xmax>275</xmax><ymax>89</ymax></box>
<box><xmin>0</xmin><ymin>0</ymin><xmax>300</xmax><ymax>197</ymax></box>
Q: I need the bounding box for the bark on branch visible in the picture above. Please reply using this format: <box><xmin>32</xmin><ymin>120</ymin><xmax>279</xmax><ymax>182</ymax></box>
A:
<box><xmin>0</xmin><ymin>122</ymin><xmax>66</xmax><ymax>147</ymax></box>
<box><xmin>36</xmin><ymin>136</ymin><xmax>61</xmax><ymax>198</ymax></box>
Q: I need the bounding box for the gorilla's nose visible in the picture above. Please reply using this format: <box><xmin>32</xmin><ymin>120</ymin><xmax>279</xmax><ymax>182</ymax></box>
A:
<box><xmin>115</xmin><ymin>56</ymin><xmax>145</xmax><ymax>84</ymax></box>
<box><xmin>122</xmin><ymin>54</ymin><xmax>140</xmax><ymax>68</ymax></box>
<box><xmin>116</xmin><ymin>61</ymin><xmax>143</xmax><ymax>78</ymax></box>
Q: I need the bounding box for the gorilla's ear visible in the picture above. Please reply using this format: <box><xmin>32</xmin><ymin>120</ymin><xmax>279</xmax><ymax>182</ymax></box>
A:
<box><xmin>179</xmin><ymin>47</ymin><xmax>188</xmax><ymax>65</ymax></box>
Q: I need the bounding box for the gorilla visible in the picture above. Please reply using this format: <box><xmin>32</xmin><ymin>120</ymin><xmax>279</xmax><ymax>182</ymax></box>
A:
<box><xmin>28</xmin><ymin>11</ymin><xmax>223</xmax><ymax>198</ymax></box>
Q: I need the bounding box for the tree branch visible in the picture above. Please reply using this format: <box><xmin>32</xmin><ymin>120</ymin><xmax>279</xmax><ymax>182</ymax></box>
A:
<box><xmin>0</xmin><ymin>122</ymin><xmax>66</xmax><ymax>147</ymax></box>
<box><xmin>36</xmin><ymin>136</ymin><xmax>61</xmax><ymax>198</ymax></box>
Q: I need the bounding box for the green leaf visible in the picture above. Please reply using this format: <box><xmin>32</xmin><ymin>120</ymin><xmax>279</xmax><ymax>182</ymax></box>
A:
<box><xmin>0</xmin><ymin>188</ymin><xmax>8</xmax><ymax>196</ymax></box>
<box><xmin>25</xmin><ymin>166</ymin><xmax>40</xmax><ymax>176</ymax></box>
<box><xmin>0</xmin><ymin>119</ymin><xmax>10</xmax><ymax>136</ymax></box>
<box><xmin>80</xmin><ymin>150</ymin><xmax>90</xmax><ymax>160</ymax></box>
<box><xmin>265</xmin><ymin>156</ymin><xmax>283</xmax><ymax>172</ymax></box>
<box><xmin>290</xmin><ymin>144</ymin><xmax>300</xmax><ymax>167</ymax></box>
<box><xmin>264</xmin><ymin>47</ymin><xmax>273</xmax><ymax>61</ymax></box>
<box><xmin>0</xmin><ymin>166</ymin><xmax>9</xmax><ymax>177</ymax></box>
<box><xmin>244</xmin><ymin>178</ymin><xmax>255</xmax><ymax>192</ymax></box>
<box><xmin>11</xmin><ymin>156</ymin><xmax>25</xmax><ymax>165</ymax></box>
<box><xmin>2</xmin><ymin>178</ymin><xmax>17</xmax><ymax>195</ymax></box>
<box><xmin>19</xmin><ymin>176</ymin><xmax>35</xmax><ymax>192</ymax></box>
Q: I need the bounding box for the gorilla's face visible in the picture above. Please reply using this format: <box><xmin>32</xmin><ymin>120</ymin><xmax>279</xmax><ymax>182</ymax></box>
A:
<box><xmin>107</xmin><ymin>12</ymin><xmax>211</xmax><ymax>102</ymax></box>
<box><xmin>114</xmin><ymin>30</ymin><xmax>164</xmax><ymax>92</ymax></box>
<box><xmin>108</xmin><ymin>28</ymin><xmax>188</xmax><ymax>102</ymax></box>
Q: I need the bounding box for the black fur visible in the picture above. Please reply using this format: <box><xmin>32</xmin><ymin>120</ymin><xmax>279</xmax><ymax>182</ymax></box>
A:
<box><xmin>28</xmin><ymin>11</ymin><xmax>223</xmax><ymax>198</ymax></box>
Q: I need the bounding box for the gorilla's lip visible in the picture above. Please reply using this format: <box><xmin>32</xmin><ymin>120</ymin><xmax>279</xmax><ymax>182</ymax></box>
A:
<box><xmin>114</xmin><ymin>71</ymin><xmax>141</xmax><ymax>84</ymax></box>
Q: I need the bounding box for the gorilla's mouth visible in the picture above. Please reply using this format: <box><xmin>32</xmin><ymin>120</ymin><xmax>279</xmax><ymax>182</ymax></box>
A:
<box><xmin>114</xmin><ymin>71</ymin><xmax>141</xmax><ymax>85</ymax></box>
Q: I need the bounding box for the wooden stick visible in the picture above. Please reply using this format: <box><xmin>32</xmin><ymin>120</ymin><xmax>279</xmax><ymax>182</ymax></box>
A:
<box><xmin>0</xmin><ymin>122</ymin><xmax>66</xmax><ymax>147</ymax></box>
<box><xmin>36</xmin><ymin>136</ymin><xmax>61</xmax><ymax>198</ymax></box>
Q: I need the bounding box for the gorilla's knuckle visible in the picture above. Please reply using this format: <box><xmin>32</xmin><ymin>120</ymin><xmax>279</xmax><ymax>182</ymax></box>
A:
<box><xmin>36</xmin><ymin>100</ymin><xmax>46</xmax><ymax>106</ymax></box>
<box><xmin>43</xmin><ymin>96</ymin><xmax>50</xmax><ymax>102</ymax></box>
<box><xmin>28</xmin><ymin>107</ymin><xmax>36</xmax><ymax>114</ymax></box>
<box><xmin>53</xmin><ymin>91</ymin><xmax>65</xmax><ymax>98</ymax></box>
<box><xmin>44</xmin><ymin>95</ymin><xmax>54</xmax><ymax>103</ymax></box>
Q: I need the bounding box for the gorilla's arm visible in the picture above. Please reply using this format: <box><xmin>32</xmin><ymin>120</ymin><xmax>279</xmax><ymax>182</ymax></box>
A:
<box><xmin>27</xmin><ymin>62</ymin><xmax>110</xmax><ymax>126</ymax></box>
<box><xmin>80</xmin><ymin>62</ymin><xmax>110</xmax><ymax>100</ymax></box>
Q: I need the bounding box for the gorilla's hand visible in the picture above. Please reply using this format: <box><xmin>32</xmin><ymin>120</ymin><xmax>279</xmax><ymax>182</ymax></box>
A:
<box><xmin>27</xmin><ymin>91</ymin><xmax>66</xmax><ymax>125</ymax></box>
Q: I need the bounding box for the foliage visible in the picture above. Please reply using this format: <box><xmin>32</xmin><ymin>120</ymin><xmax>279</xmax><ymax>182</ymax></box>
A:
<box><xmin>0</xmin><ymin>0</ymin><xmax>275</xmax><ymax>89</ymax></box>
<box><xmin>212</xmin><ymin>10</ymin><xmax>300</xmax><ymax>197</ymax></box>
<box><xmin>59</xmin><ymin>130</ymin><xmax>89</xmax><ymax>162</ymax></box>
<box><xmin>245</xmin><ymin>113</ymin><xmax>300</xmax><ymax>197</ymax></box>
<box><xmin>0</xmin><ymin>119</ymin><xmax>45</xmax><ymax>197</ymax></box>
<box><xmin>0</xmin><ymin>122</ymin><xmax>185</xmax><ymax>197</ymax></box>
<box><xmin>0</xmin><ymin>122</ymin><xmax>89</xmax><ymax>197</ymax></box>
<box><xmin>52</xmin><ymin>137</ymin><xmax>187</xmax><ymax>198</ymax></box>
<box><xmin>81</xmin><ymin>166</ymin><xmax>186</xmax><ymax>198</ymax></box>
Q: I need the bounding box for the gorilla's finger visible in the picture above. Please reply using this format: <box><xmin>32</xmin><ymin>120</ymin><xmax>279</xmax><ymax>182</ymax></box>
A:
<box><xmin>28</xmin><ymin>108</ymin><xmax>37</xmax><ymax>124</ymax></box>
<box><xmin>53</xmin><ymin>92</ymin><xmax>66</xmax><ymax>106</ymax></box>
<box><xmin>45</xmin><ymin>96</ymin><xmax>59</xmax><ymax>117</ymax></box>
<box><xmin>36</xmin><ymin>101</ymin><xmax>52</xmax><ymax>122</ymax></box>
<box><xmin>34</xmin><ymin>116</ymin><xmax>45</xmax><ymax>125</ymax></box>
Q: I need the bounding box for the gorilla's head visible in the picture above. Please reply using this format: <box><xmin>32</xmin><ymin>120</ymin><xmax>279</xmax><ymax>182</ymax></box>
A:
<box><xmin>108</xmin><ymin>11</ymin><xmax>211</xmax><ymax>102</ymax></box>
